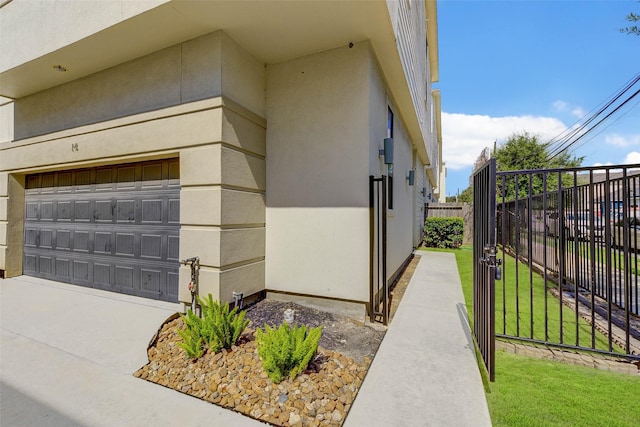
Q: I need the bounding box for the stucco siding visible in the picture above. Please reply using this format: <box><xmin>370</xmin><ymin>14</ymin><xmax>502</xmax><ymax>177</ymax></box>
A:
<box><xmin>1</xmin><ymin>29</ymin><xmax>267</xmax><ymax>305</ymax></box>
<box><xmin>266</xmin><ymin>208</ymin><xmax>369</xmax><ymax>301</ymax></box>
<box><xmin>0</xmin><ymin>0</ymin><xmax>168</xmax><ymax>73</ymax></box>
<box><xmin>266</xmin><ymin>43</ymin><xmax>371</xmax><ymax>302</ymax></box>
<box><xmin>384</xmin><ymin>111</ymin><xmax>415</xmax><ymax>276</ymax></box>
<box><xmin>368</xmin><ymin>50</ymin><xmax>419</xmax><ymax>281</ymax></box>
<box><xmin>12</xmin><ymin>31</ymin><xmax>265</xmax><ymax>141</ymax></box>
<box><xmin>0</xmin><ymin>98</ymin><xmax>13</xmax><ymax>143</ymax></box>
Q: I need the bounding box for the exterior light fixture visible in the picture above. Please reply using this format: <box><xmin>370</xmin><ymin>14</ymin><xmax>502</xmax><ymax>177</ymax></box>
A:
<box><xmin>379</xmin><ymin>138</ymin><xmax>394</xmax><ymax>165</ymax></box>
<box><xmin>421</xmin><ymin>187</ymin><xmax>427</xmax><ymax>197</ymax></box>
<box><xmin>53</xmin><ymin>65</ymin><xmax>68</xmax><ymax>72</ymax></box>
<box><xmin>406</xmin><ymin>169</ymin><xmax>415</xmax><ymax>186</ymax></box>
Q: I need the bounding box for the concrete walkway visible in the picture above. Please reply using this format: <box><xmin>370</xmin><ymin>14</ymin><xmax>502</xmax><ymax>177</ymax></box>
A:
<box><xmin>0</xmin><ymin>251</ymin><xmax>491</xmax><ymax>426</ymax></box>
<box><xmin>345</xmin><ymin>251</ymin><xmax>492</xmax><ymax>426</ymax></box>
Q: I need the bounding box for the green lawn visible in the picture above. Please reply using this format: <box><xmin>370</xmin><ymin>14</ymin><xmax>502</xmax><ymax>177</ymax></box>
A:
<box><xmin>421</xmin><ymin>246</ymin><xmax>640</xmax><ymax>427</ymax></box>
<box><xmin>496</xmin><ymin>246</ymin><xmax>615</xmax><ymax>352</ymax></box>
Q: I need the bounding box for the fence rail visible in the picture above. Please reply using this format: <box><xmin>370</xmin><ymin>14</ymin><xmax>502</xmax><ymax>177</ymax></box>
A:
<box><xmin>495</xmin><ymin>164</ymin><xmax>640</xmax><ymax>358</ymax></box>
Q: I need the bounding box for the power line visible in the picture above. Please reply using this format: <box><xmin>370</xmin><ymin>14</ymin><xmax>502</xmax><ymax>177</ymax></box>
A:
<box><xmin>546</xmin><ymin>72</ymin><xmax>640</xmax><ymax>153</ymax></box>
<box><xmin>547</xmin><ymin>88</ymin><xmax>640</xmax><ymax>161</ymax></box>
<box><xmin>568</xmin><ymin>97</ymin><xmax>640</xmax><ymax>155</ymax></box>
<box><xmin>545</xmin><ymin>72</ymin><xmax>640</xmax><ymax>162</ymax></box>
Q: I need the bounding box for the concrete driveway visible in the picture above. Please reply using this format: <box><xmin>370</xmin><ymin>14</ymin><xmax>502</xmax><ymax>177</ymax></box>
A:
<box><xmin>0</xmin><ymin>276</ymin><xmax>266</xmax><ymax>427</ymax></box>
<box><xmin>1</xmin><ymin>252</ymin><xmax>492</xmax><ymax>427</ymax></box>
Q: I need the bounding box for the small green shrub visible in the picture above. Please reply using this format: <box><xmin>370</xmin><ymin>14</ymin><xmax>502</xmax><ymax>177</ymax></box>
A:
<box><xmin>177</xmin><ymin>310</ymin><xmax>205</xmax><ymax>358</ymax></box>
<box><xmin>177</xmin><ymin>294</ymin><xmax>249</xmax><ymax>359</ymax></box>
<box><xmin>198</xmin><ymin>294</ymin><xmax>250</xmax><ymax>352</ymax></box>
<box><xmin>424</xmin><ymin>217</ymin><xmax>464</xmax><ymax>248</ymax></box>
<box><xmin>255</xmin><ymin>323</ymin><xmax>322</xmax><ymax>384</ymax></box>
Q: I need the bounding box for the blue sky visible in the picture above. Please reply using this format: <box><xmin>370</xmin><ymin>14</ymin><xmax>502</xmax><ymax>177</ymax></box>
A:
<box><xmin>437</xmin><ymin>0</ymin><xmax>640</xmax><ymax>197</ymax></box>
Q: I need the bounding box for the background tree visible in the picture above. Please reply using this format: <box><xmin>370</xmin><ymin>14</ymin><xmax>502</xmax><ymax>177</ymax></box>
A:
<box><xmin>457</xmin><ymin>186</ymin><xmax>473</xmax><ymax>203</ymax></box>
<box><xmin>493</xmin><ymin>132</ymin><xmax>583</xmax><ymax>201</ymax></box>
<box><xmin>620</xmin><ymin>3</ymin><xmax>640</xmax><ymax>36</ymax></box>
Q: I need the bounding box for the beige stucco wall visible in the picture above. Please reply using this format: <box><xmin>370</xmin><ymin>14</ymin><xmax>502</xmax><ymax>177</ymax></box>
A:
<box><xmin>384</xmin><ymin>109</ymin><xmax>416</xmax><ymax>277</ymax></box>
<box><xmin>13</xmin><ymin>32</ymin><xmax>264</xmax><ymax>140</ymax></box>
<box><xmin>0</xmin><ymin>0</ymin><xmax>168</xmax><ymax>73</ymax></box>
<box><xmin>0</xmin><ymin>97</ymin><xmax>13</xmax><ymax>143</ymax></box>
<box><xmin>265</xmin><ymin>43</ymin><xmax>372</xmax><ymax>302</ymax></box>
<box><xmin>0</xmin><ymin>30</ymin><xmax>267</xmax><ymax>306</ymax></box>
<box><xmin>266</xmin><ymin>41</ymin><xmax>423</xmax><ymax>302</ymax></box>
<box><xmin>368</xmin><ymin>52</ymin><xmax>420</xmax><ymax>280</ymax></box>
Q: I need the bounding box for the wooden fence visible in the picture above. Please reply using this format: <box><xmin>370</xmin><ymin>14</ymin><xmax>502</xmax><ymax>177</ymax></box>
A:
<box><xmin>425</xmin><ymin>202</ymin><xmax>473</xmax><ymax>245</ymax></box>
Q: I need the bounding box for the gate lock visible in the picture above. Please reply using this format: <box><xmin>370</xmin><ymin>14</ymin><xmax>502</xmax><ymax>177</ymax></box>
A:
<box><xmin>480</xmin><ymin>245</ymin><xmax>502</xmax><ymax>280</ymax></box>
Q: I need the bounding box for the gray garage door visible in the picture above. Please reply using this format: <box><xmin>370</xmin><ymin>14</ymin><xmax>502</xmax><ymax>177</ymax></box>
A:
<box><xmin>23</xmin><ymin>159</ymin><xmax>180</xmax><ymax>302</ymax></box>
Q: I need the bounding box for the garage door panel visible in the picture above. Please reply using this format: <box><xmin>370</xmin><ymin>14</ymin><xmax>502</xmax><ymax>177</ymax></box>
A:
<box><xmin>169</xmin><ymin>199</ymin><xmax>180</xmax><ymax>223</ymax></box>
<box><xmin>75</xmin><ymin>200</ymin><xmax>91</xmax><ymax>222</ymax></box>
<box><xmin>40</xmin><ymin>229</ymin><xmax>53</xmax><ymax>248</ymax></box>
<box><xmin>116</xmin><ymin>200</ymin><xmax>136</xmax><ymax>222</ymax></box>
<box><xmin>73</xmin><ymin>260</ymin><xmax>90</xmax><ymax>282</ymax></box>
<box><xmin>142</xmin><ymin>163</ymin><xmax>163</xmax><ymax>187</ymax></box>
<box><xmin>75</xmin><ymin>170</ymin><xmax>92</xmax><ymax>188</ymax></box>
<box><xmin>142</xmin><ymin>199</ymin><xmax>162</xmax><ymax>223</ymax></box>
<box><xmin>39</xmin><ymin>256</ymin><xmax>53</xmax><ymax>275</ymax></box>
<box><xmin>56</xmin><ymin>230</ymin><xmax>71</xmax><ymax>251</ymax></box>
<box><xmin>24</xmin><ymin>159</ymin><xmax>180</xmax><ymax>302</ymax></box>
<box><xmin>116</xmin><ymin>265</ymin><xmax>135</xmax><ymax>290</ymax></box>
<box><xmin>26</xmin><ymin>202</ymin><xmax>38</xmax><ymax>219</ymax></box>
<box><xmin>56</xmin><ymin>258</ymin><xmax>71</xmax><ymax>279</ymax></box>
<box><xmin>167</xmin><ymin>235</ymin><xmax>180</xmax><ymax>261</ymax></box>
<box><xmin>141</xmin><ymin>268</ymin><xmax>162</xmax><ymax>294</ymax></box>
<box><xmin>41</xmin><ymin>174</ymin><xmax>55</xmax><ymax>191</ymax></box>
<box><xmin>24</xmin><ymin>254</ymin><xmax>37</xmax><ymax>273</ymax></box>
<box><xmin>25</xmin><ymin>228</ymin><xmax>38</xmax><ymax>247</ymax></box>
<box><xmin>41</xmin><ymin>202</ymin><xmax>54</xmax><ymax>221</ymax></box>
<box><xmin>94</xmin><ymin>232</ymin><xmax>113</xmax><ymax>254</ymax></box>
<box><xmin>58</xmin><ymin>172</ymin><xmax>72</xmax><ymax>191</ymax></box>
<box><xmin>94</xmin><ymin>263</ymin><xmax>111</xmax><ymax>287</ymax></box>
<box><xmin>117</xmin><ymin>166</ymin><xmax>136</xmax><ymax>189</ymax></box>
<box><xmin>141</xmin><ymin>234</ymin><xmax>162</xmax><ymax>259</ymax></box>
<box><xmin>74</xmin><ymin>231</ymin><xmax>90</xmax><ymax>252</ymax></box>
<box><xmin>115</xmin><ymin>233</ymin><xmax>136</xmax><ymax>257</ymax></box>
<box><xmin>95</xmin><ymin>200</ymin><xmax>113</xmax><ymax>222</ymax></box>
<box><xmin>167</xmin><ymin>271</ymin><xmax>179</xmax><ymax>300</ymax></box>
<box><xmin>58</xmin><ymin>201</ymin><xmax>73</xmax><ymax>221</ymax></box>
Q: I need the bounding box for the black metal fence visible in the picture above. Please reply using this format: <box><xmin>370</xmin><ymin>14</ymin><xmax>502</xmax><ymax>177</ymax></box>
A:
<box><xmin>369</xmin><ymin>175</ymin><xmax>389</xmax><ymax>325</ymax></box>
<box><xmin>472</xmin><ymin>159</ymin><xmax>497</xmax><ymax>381</ymax></box>
<box><xmin>496</xmin><ymin>164</ymin><xmax>640</xmax><ymax>358</ymax></box>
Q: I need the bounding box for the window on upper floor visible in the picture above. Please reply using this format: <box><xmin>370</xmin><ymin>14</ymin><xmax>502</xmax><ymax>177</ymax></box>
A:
<box><xmin>387</xmin><ymin>107</ymin><xmax>394</xmax><ymax>210</ymax></box>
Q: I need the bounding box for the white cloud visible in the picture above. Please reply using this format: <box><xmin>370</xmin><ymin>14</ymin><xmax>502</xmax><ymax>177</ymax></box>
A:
<box><xmin>605</xmin><ymin>133</ymin><xmax>640</xmax><ymax>148</ymax></box>
<box><xmin>623</xmin><ymin>152</ymin><xmax>640</xmax><ymax>164</ymax></box>
<box><xmin>551</xmin><ymin>100</ymin><xmax>586</xmax><ymax>119</ymax></box>
<box><xmin>442</xmin><ymin>112</ymin><xmax>567</xmax><ymax>170</ymax></box>
<box><xmin>571</xmin><ymin>107</ymin><xmax>586</xmax><ymax>118</ymax></box>
<box><xmin>553</xmin><ymin>100</ymin><xmax>568</xmax><ymax>112</ymax></box>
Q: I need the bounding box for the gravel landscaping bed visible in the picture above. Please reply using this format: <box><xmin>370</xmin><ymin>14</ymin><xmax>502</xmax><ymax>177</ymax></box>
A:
<box><xmin>134</xmin><ymin>300</ymin><xmax>386</xmax><ymax>426</ymax></box>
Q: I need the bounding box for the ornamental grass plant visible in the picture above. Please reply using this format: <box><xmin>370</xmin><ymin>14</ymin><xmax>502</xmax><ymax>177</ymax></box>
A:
<box><xmin>256</xmin><ymin>323</ymin><xmax>323</xmax><ymax>384</ymax></box>
<box><xmin>178</xmin><ymin>294</ymin><xmax>250</xmax><ymax>359</ymax></box>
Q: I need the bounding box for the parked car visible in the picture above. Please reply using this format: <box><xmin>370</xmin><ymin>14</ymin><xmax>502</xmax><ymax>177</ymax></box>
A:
<box><xmin>611</xmin><ymin>217</ymin><xmax>640</xmax><ymax>251</ymax></box>
<box><xmin>546</xmin><ymin>211</ymin><xmax>604</xmax><ymax>240</ymax></box>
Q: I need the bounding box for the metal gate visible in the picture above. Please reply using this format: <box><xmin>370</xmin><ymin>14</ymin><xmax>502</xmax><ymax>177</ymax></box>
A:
<box><xmin>474</xmin><ymin>161</ymin><xmax>640</xmax><ymax>381</ymax></box>
<box><xmin>472</xmin><ymin>159</ymin><xmax>497</xmax><ymax>381</ymax></box>
<box><xmin>370</xmin><ymin>175</ymin><xmax>388</xmax><ymax>325</ymax></box>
